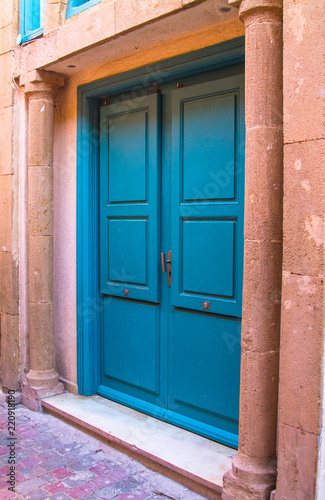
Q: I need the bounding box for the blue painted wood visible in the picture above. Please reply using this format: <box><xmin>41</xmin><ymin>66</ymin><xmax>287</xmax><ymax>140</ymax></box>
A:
<box><xmin>171</xmin><ymin>75</ymin><xmax>245</xmax><ymax>317</ymax></box>
<box><xmin>77</xmin><ymin>40</ymin><xmax>245</xmax><ymax>445</ymax></box>
<box><xmin>19</xmin><ymin>0</ymin><xmax>45</xmax><ymax>43</ymax></box>
<box><xmin>101</xmin><ymin>298</ymin><xmax>160</xmax><ymax>396</ymax></box>
<box><xmin>66</xmin><ymin>0</ymin><xmax>102</xmax><ymax>19</ymax></box>
<box><xmin>100</xmin><ymin>95</ymin><xmax>161</xmax><ymax>302</ymax></box>
<box><xmin>167</xmin><ymin>308</ymin><xmax>241</xmax><ymax>447</ymax></box>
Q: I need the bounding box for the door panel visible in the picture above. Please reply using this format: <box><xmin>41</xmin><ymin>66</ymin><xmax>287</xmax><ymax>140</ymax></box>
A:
<box><xmin>182</xmin><ymin>94</ymin><xmax>236</xmax><ymax>201</ymax></box>
<box><xmin>102</xmin><ymin>298</ymin><xmax>160</xmax><ymax>396</ymax></box>
<box><xmin>166</xmin><ymin>308</ymin><xmax>241</xmax><ymax>445</ymax></box>
<box><xmin>100</xmin><ymin>94</ymin><xmax>161</xmax><ymax>302</ymax></box>
<box><xmin>171</xmin><ymin>76</ymin><xmax>244</xmax><ymax>317</ymax></box>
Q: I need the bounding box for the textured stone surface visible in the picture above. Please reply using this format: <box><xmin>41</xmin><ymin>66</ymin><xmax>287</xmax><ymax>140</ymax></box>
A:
<box><xmin>0</xmin><ymin>401</ymin><xmax>205</xmax><ymax>499</ymax></box>
<box><xmin>115</xmin><ymin>0</ymin><xmax>182</xmax><ymax>33</ymax></box>
<box><xmin>283</xmin><ymin>0</ymin><xmax>325</xmax><ymax>143</ymax></box>
<box><xmin>0</xmin><ymin>174</ymin><xmax>12</xmax><ymax>253</ymax></box>
<box><xmin>28</xmin><ymin>302</ymin><xmax>54</xmax><ymax>372</ymax></box>
<box><xmin>279</xmin><ymin>273</ymin><xmax>323</xmax><ymax>435</ymax></box>
<box><xmin>0</xmin><ymin>313</ymin><xmax>19</xmax><ymax>390</ymax></box>
<box><xmin>241</xmin><ymin>240</ymin><xmax>282</xmax><ymax>352</ymax></box>
<box><xmin>0</xmin><ymin>250</ymin><xmax>18</xmax><ymax>315</ymax></box>
<box><xmin>29</xmin><ymin>236</ymin><xmax>53</xmax><ymax>303</ymax></box>
<box><xmin>283</xmin><ymin>139</ymin><xmax>325</xmax><ymax>277</ymax></box>
<box><xmin>28</xmin><ymin>98</ymin><xmax>54</xmax><ymax>167</ymax></box>
<box><xmin>276</xmin><ymin>424</ymin><xmax>319</xmax><ymax>500</ymax></box>
<box><xmin>0</xmin><ymin>52</ymin><xmax>13</xmax><ymax>108</ymax></box>
<box><xmin>0</xmin><ymin>106</ymin><xmax>13</xmax><ymax>175</ymax></box>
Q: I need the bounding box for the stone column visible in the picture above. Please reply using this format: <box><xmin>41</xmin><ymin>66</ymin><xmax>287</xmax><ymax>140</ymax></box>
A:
<box><xmin>19</xmin><ymin>70</ymin><xmax>65</xmax><ymax>411</ymax></box>
<box><xmin>223</xmin><ymin>1</ymin><xmax>283</xmax><ymax>499</ymax></box>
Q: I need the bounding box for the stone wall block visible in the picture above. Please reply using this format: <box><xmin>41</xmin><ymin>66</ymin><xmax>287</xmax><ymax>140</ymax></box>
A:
<box><xmin>57</xmin><ymin>1</ymin><xmax>114</xmax><ymax>59</ymax></box>
<box><xmin>28</xmin><ymin>302</ymin><xmax>54</xmax><ymax>372</ymax></box>
<box><xmin>241</xmin><ymin>240</ymin><xmax>282</xmax><ymax>352</ymax></box>
<box><xmin>0</xmin><ymin>52</ymin><xmax>13</xmax><ymax>108</ymax></box>
<box><xmin>279</xmin><ymin>273</ymin><xmax>323</xmax><ymax>435</ymax></box>
<box><xmin>115</xmin><ymin>0</ymin><xmax>182</xmax><ymax>33</ymax></box>
<box><xmin>238</xmin><ymin>351</ymin><xmax>279</xmax><ymax>459</ymax></box>
<box><xmin>0</xmin><ymin>174</ymin><xmax>13</xmax><ymax>253</ymax></box>
<box><xmin>0</xmin><ymin>251</ymin><xmax>18</xmax><ymax>315</ymax></box>
<box><xmin>44</xmin><ymin>2</ymin><xmax>68</xmax><ymax>36</ymax></box>
<box><xmin>28</xmin><ymin>166</ymin><xmax>53</xmax><ymax>236</ymax></box>
<box><xmin>275</xmin><ymin>424</ymin><xmax>318</xmax><ymax>500</ymax></box>
<box><xmin>0</xmin><ymin>1</ymin><xmax>14</xmax><ymax>29</ymax></box>
<box><xmin>244</xmin><ymin>127</ymin><xmax>283</xmax><ymax>241</ymax></box>
<box><xmin>0</xmin><ymin>106</ymin><xmax>13</xmax><ymax>175</ymax></box>
<box><xmin>29</xmin><ymin>235</ymin><xmax>53</xmax><ymax>303</ymax></box>
<box><xmin>0</xmin><ymin>23</ymin><xmax>16</xmax><ymax>54</ymax></box>
<box><xmin>28</xmin><ymin>98</ymin><xmax>54</xmax><ymax>166</ymax></box>
<box><xmin>283</xmin><ymin>0</ymin><xmax>325</xmax><ymax>143</ymax></box>
<box><xmin>0</xmin><ymin>313</ymin><xmax>19</xmax><ymax>391</ymax></box>
<box><xmin>245</xmin><ymin>18</ymin><xmax>283</xmax><ymax>129</ymax></box>
<box><xmin>283</xmin><ymin>139</ymin><xmax>324</xmax><ymax>277</ymax></box>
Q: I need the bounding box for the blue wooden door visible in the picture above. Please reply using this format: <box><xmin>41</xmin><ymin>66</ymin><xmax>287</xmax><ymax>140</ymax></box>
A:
<box><xmin>98</xmin><ymin>72</ymin><xmax>244</xmax><ymax>448</ymax></box>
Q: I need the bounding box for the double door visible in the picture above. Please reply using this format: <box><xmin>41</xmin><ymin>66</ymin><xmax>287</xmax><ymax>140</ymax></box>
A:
<box><xmin>98</xmin><ymin>69</ymin><xmax>244</xmax><ymax>448</ymax></box>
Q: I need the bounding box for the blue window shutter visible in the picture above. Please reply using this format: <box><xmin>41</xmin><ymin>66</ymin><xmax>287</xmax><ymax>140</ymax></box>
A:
<box><xmin>19</xmin><ymin>0</ymin><xmax>46</xmax><ymax>44</ymax></box>
<box><xmin>66</xmin><ymin>0</ymin><xmax>102</xmax><ymax>19</ymax></box>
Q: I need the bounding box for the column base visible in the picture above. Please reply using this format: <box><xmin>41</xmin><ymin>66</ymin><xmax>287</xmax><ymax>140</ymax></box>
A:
<box><xmin>222</xmin><ymin>454</ymin><xmax>276</xmax><ymax>500</ymax></box>
<box><xmin>22</xmin><ymin>369</ymin><xmax>64</xmax><ymax>411</ymax></box>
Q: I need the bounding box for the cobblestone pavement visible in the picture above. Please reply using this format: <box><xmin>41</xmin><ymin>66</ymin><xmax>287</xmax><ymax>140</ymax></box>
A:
<box><xmin>0</xmin><ymin>400</ymin><xmax>205</xmax><ymax>500</ymax></box>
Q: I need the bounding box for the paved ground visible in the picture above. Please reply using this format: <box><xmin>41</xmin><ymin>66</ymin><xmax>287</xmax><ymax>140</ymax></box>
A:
<box><xmin>0</xmin><ymin>399</ymin><xmax>205</xmax><ymax>500</ymax></box>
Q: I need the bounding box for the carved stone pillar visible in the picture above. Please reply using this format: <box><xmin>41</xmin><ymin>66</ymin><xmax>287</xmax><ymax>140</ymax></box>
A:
<box><xmin>223</xmin><ymin>1</ymin><xmax>283</xmax><ymax>499</ymax></box>
<box><xmin>19</xmin><ymin>70</ymin><xmax>65</xmax><ymax>411</ymax></box>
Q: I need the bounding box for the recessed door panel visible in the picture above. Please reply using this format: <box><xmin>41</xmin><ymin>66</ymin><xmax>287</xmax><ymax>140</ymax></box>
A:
<box><xmin>100</xmin><ymin>94</ymin><xmax>161</xmax><ymax>302</ymax></box>
<box><xmin>108</xmin><ymin>111</ymin><xmax>147</xmax><ymax>203</ymax></box>
<box><xmin>108</xmin><ymin>219</ymin><xmax>147</xmax><ymax>286</ymax></box>
<box><xmin>168</xmin><ymin>308</ymin><xmax>241</xmax><ymax>441</ymax></box>
<box><xmin>102</xmin><ymin>298</ymin><xmax>160</xmax><ymax>396</ymax></box>
<box><xmin>183</xmin><ymin>94</ymin><xmax>236</xmax><ymax>202</ymax></box>
<box><xmin>182</xmin><ymin>219</ymin><xmax>235</xmax><ymax>298</ymax></box>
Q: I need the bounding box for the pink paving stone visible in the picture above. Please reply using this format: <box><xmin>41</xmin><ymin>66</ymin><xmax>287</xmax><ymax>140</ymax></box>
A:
<box><xmin>68</xmin><ymin>482</ymin><xmax>97</xmax><ymax>499</ymax></box>
<box><xmin>0</xmin><ymin>478</ymin><xmax>11</xmax><ymax>489</ymax></box>
<box><xmin>89</xmin><ymin>463</ymin><xmax>113</xmax><ymax>476</ymax></box>
<box><xmin>91</xmin><ymin>472</ymin><xmax>116</xmax><ymax>489</ymax></box>
<box><xmin>108</xmin><ymin>468</ymin><xmax>128</xmax><ymax>482</ymax></box>
<box><xmin>38</xmin><ymin>450</ymin><xmax>60</xmax><ymax>461</ymax></box>
<box><xmin>51</xmin><ymin>467</ymin><xmax>73</xmax><ymax>480</ymax></box>
<box><xmin>14</xmin><ymin>462</ymin><xmax>24</xmax><ymax>472</ymax></box>
<box><xmin>117</xmin><ymin>490</ymin><xmax>151</xmax><ymax>500</ymax></box>
<box><xmin>19</xmin><ymin>429</ymin><xmax>39</xmax><ymax>439</ymax></box>
<box><xmin>21</xmin><ymin>466</ymin><xmax>46</xmax><ymax>479</ymax></box>
<box><xmin>0</xmin><ymin>466</ymin><xmax>11</xmax><ymax>477</ymax></box>
<box><xmin>0</xmin><ymin>490</ymin><xmax>16</xmax><ymax>500</ymax></box>
<box><xmin>44</xmin><ymin>480</ymin><xmax>68</xmax><ymax>495</ymax></box>
<box><xmin>20</xmin><ymin>456</ymin><xmax>43</xmax><ymax>468</ymax></box>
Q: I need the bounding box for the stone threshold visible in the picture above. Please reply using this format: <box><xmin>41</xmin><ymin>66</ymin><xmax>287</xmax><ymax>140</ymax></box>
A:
<box><xmin>42</xmin><ymin>393</ymin><xmax>235</xmax><ymax>499</ymax></box>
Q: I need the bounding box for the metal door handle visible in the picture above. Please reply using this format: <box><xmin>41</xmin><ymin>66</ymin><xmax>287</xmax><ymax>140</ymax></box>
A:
<box><xmin>161</xmin><ymin>251</ymin><xmax>171</xmax><ymax>286</ymax></box>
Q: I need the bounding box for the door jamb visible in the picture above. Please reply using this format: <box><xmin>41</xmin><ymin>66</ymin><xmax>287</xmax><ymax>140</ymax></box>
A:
<box><xmin>76</xmin><ymin>36</ymin><xmax>245</xmax><ymax>396</ymax></box>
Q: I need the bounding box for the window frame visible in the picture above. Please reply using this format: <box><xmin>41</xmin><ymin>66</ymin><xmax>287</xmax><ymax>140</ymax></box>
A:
<box><xmin>66</xmin><ymin>0</ymin><xmax>102</xmax><ymax>19</ymax></box>
<box><xmin>19</xmin><ymin>0</ymin><xmax>45</xmax><ymax>44</ymax></box>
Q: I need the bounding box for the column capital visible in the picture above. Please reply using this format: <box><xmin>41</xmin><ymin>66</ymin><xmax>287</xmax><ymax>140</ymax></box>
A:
<box><xmin>19</xmin><ymin>69</ymin><xmax>65</xmax><ymax>96</ymax></box>
<box><xmin>228</xmin><ymin>0</ymin><xmax>282</xmax><ymax>21</ymax></box>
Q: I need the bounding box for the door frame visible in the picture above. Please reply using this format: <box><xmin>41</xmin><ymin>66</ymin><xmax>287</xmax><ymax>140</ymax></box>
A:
<box><xmin>76</xmin><ymin>37</ymin><xmax>245</xmax><ymax>396</ymax></box>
